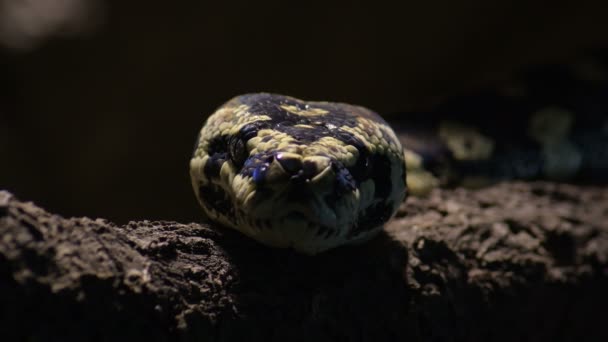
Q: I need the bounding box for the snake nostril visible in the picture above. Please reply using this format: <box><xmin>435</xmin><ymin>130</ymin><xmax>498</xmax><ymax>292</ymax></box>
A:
<box><xmin>301</xmin><ymin>160</ymin><xmax>319</xmax><ymax>179</ymax></box>
<box><xmin>276</xmin><ymin>153</ymin><xmax>303</xmax><ymax>175</ymax></box>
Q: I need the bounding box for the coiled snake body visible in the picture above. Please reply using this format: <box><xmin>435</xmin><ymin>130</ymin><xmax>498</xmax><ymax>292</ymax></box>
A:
<box><xmin>191</xmin><ymin>58</ymin><xmax>608</xmax><ymax>254</ymax></box>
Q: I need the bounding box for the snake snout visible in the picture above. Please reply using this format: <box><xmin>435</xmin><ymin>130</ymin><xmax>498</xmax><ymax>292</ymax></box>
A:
<box><xmin>273</xmin><ymin>153</ymin><xmax>333</xmax><ymax>183</ymax></box>
<box><xmin>275</xmin><ymin>152</ymin><xmax>303</xmax><ymax>175</ymax></box>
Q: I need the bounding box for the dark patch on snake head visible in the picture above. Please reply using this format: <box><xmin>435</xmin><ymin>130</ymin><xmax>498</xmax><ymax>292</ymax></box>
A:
<box><xmin>333</xmin><ymin>130</ymin><xmax>373</xmax><ymax>184</ymax></box>
<box><xmin>301</xmin><ymin>160</ymin><xmax>320</xmax><ymax>180</ymax></box>
<box><xmin>204</xmin><ymin>155</ymin><xmax>226</xmax><ymax>179</ymax></box>
<box><xmin>348</xmin><ymin>201</ymin><xmax>394</xmax><ymax>238</ymax></box>
<box><xmin>207</xmin><ymin>135</ymin><xmax>229</xmax><ymax>155</ymax></box>
<box><xmin>237</xmin><ymin>93</ymin><xmax>363</xmax><ymax>143</ymax></box>
<box><xmin>198</xmin><ymin>183</ymin><xmax>235</xmax><ymax>223</ymax></box>
<box><xmin>348</xmin><ymin>148</ymin><xmax>373</xmax><ymax>185</ymax></box>
<box><xmin>239</xmin><ymin>121</ymin><xmax>268</xmax><ymax>141</ymax></box>
<box><xmin>344</xmin><ymin>144</ymin><xmax>393</xmax><ymax>199</ymax></box>
<box><xmin>204</xmin><ymin>135</ymin><xmax>230</xmax><ymax>179</ymax></box>
<box><xmin>368</xmin><ymin>153</ymin><xmax>392</xmax><ymax>199</ymax></box>
<box><xmin>276</xmin><ymin>119</ymin><xmax>296</xmax><ymax>128</ymax></box>
<box><xmin>228</xmin><ymin>135</ymin><xmax>247</xmax><ymax>168</ymax></box>
<box><xmin>332</xmin><ymin>161</ymin><xmax>356</xmax><ymax>195</ymax></box>
<box><xmin>334</xmin><ymin>129</ymin><xmax>365</xmax><ymax>151</ymax></box>
<box><xmin>322</xmin><ymin>162</ymin><xmax>356</xmax><ymax>226</ymax></box>
<box><xmin>276</xmin><ymin>153</ymin><xmax>303</xmax><ymax>175</ymax></box>
<box><xmin>240</xmin><ymin>94</ymin><xmax>297</xmax><ymax>124</ymax></box>
<box><xmin>241</xmin><ymin>152</ymin><xmax>274</xmax><ymax>184</ymax></box>
<box><xmin>281</xmin><ymin>125</ymin><xmax>332</xmax><ymax>143</ymax></box>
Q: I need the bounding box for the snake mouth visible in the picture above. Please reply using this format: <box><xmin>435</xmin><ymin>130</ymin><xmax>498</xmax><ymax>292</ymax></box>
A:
<box><xmin>243</xmin><ymin>187</ymin><xmax>339</xmax><ymax>228</ymax></box>
<box><xmin>239</xmin><ymin>168</ymin><xmax>356</xmax><ymax>228</ymax></box>
<box><xmin>281</xmin><ymin>212</ymin><xmax>338</xmax><ymax>239</ymax></box>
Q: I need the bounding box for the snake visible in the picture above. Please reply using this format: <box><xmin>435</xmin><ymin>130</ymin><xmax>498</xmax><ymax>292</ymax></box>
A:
<box><xmin>190</xmin><ymin>55</ymin><xmax>608</xmax><ymax>255</ymax></box>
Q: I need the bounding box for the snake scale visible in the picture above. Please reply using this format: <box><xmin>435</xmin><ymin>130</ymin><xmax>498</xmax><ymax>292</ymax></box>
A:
<box><xmin>190</xmin><ymin>55</ymin><xmax>608</xmax><ymax>255</ymax></box>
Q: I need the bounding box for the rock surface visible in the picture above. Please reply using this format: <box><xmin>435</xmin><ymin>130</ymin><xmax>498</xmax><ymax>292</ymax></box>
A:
<box><xmin>1</xmin><ymin>182</ymin><xmax>607</xmax><ymax>341</ymax></box>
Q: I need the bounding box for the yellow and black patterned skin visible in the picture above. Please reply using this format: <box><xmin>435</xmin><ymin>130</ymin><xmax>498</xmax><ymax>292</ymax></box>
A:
<box><xmin>190</xmin><ymin>93</ymin><xmax>407</xmax><ymax>254</ymax></box>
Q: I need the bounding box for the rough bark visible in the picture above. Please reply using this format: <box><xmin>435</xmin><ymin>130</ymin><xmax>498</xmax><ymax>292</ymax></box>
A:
<box><xmin>0</xmin><ymin>182</ymin><xmax>607</xmax><ymax>342</ymax></box>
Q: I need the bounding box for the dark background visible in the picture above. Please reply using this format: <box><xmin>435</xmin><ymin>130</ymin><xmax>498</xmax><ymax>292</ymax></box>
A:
<box><xmin>1</xmin><ymin>1</ymin><xmax>607</xmax><ymax>224</ymax></box>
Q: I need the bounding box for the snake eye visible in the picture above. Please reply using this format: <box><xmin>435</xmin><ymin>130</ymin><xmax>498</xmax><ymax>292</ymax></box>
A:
<box><xmin>349</xmin><ymin>152</ymin><xmax>372</xmax><ymax>183</ymax></box>
<box><xmin>228</xmin><ymin>136</ymin><xmax>247</xmax><ymax>167</ymax></box>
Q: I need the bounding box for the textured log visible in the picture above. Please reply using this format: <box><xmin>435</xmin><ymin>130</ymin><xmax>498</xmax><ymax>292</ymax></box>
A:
<box><xmin>0</xmin><ymin>183</ymin><xmax>607</xmax><ymax>341</ymax></box>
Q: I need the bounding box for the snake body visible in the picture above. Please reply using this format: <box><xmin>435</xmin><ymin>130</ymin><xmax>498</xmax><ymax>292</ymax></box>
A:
<box><xmin>191</xmin><ymin>56</ymin><xmax>608</xmax><ymax>254</ymax></box>
<box><xmin>399</xmin><ymin>58</ymin><xmax>608</xmax><ymax>194</ymax></box>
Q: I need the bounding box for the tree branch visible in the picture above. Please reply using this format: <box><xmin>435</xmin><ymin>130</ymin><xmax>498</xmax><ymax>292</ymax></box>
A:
<box><xmin>1</xmin><ymin>182</ymin><xmax>607</xmax><ymax>341</ymax></box>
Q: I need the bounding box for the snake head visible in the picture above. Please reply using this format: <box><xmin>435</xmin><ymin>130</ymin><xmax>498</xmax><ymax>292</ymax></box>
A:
<box><xmin>190</xmin><ymin>93</ymin><xmax>407</xmax><ymax>254</ymax></box>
